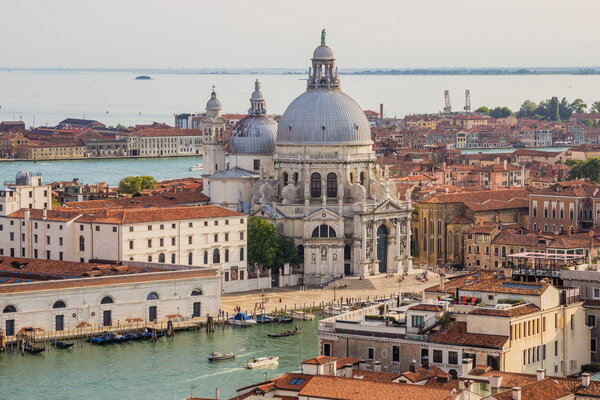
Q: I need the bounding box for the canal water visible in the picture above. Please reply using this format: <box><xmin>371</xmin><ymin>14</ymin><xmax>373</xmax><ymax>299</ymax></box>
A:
<box><xmin>0</xmin><ymin>318</ymin><xmax>320</xmax><ymax>400</ymax></box>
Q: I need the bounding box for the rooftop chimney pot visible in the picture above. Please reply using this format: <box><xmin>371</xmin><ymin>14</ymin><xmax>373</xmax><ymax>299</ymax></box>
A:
<box><xmin>512</xmin><ymin>387</ymin><xmax>521</xmax><ymax>400</ymax></box>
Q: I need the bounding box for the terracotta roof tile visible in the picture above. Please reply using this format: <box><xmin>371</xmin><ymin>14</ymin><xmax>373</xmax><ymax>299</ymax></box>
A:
<box><xmin>469</xmin><ymin>303</ymin><xmax>539</xmax><ymax>317</ymax></box>
<box><xmin>429</xmin><ymin>322</ymin><xmax>508</xmax><ymax>349</ymax></box>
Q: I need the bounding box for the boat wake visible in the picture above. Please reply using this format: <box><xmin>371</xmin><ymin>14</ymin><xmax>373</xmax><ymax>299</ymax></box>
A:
<box><xmin>180</xmin><ymin>367</ymin><xmax>244</xmax><ymax>382</ymax></box>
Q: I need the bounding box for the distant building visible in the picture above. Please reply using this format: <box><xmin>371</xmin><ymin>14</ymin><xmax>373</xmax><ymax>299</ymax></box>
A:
<box><xmin>0</xmin><ymin>171</ymin><xmax>52</xmax><ymax>217</ymax></box>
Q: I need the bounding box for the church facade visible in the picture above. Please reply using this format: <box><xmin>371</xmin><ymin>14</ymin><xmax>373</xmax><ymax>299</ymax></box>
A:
<box><xmin>205</xmin><ymin>32</ymin><xmax>412</xmax><ymax>284</ymax></box>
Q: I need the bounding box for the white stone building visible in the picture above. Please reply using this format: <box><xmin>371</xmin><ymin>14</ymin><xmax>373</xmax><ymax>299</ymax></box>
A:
<box><xmin>205</xmin><ymin>32</ymin><xmax>413</xmax><ymax>284</ymax></box>
<box><xmin>0</xmin><ymin>205</ymin><xmax>249</xmax><ymax>290</ymax></box>
<box><xmin>0</xmin><ymin>171</ymin><xmax>52</xmax><ymax>216</ymax></box>
<box><xmin>0</xmin><ymin>258</ymin><xmax>219</xmax><ymax>337</ymax></box>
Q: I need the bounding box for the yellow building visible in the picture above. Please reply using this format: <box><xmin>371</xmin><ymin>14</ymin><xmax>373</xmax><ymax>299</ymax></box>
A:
<box><xmin>16</xmin><ymin>143</ymin><xmax>86</xmax><ymax>160</ymax></box>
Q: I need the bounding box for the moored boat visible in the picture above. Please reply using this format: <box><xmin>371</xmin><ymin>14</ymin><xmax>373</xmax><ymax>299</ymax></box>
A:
<box><xmin>24</xmin><ymin>345</ymin><xmax>45</xmax><ymax>354</ymax></box>
<box><xmin>189</xmin><ymin>163</ymin><xmax>203</xmax><ymax>171</ymax></box>
<box><xmin>273</xmin><ymin>316</ymin><xmax>293</xmax><ymax>323</ymax></box>
<box><xmin>50</xmin><ymin>339</ymin><xmax>74</xmax><ymax>349</ymax></box>
<box><xmin>207</xmin><ymin>352</ymin><xmax>235</xmax><ymax>362</ymax></box>
<box><xmin>246</xmin><ymin>356</ymin><xmax>279</xmax><ymax>369</ymax></box>
<box><xmin>291</xmin><ymin>311</ymin><xmax>315</xmax><ymax>321</ymax></box>
<box><xmin>228</xmin><ymin>312</ymin><xmax>257</xmax><ymax>326</ymax></box>
<box><xmin>255</xmin><ymin>315</ymin><xmax>274</xmax><ymax>324</ymax></box>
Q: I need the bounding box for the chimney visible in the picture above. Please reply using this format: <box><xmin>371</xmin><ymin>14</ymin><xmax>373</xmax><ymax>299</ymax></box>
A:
<box><xmin>536</xmin><ymin>369</ymin><xmax>545</xmax><ymax>381</ymax></box>
<box><xmin>359</xmin><ymin>360</ymin><xmax>367</xmax><ymax>371</ymax></box>
<box><xmin>379</xmin><ymin>103</ymin><xmax>384</xmax><ymax>119</ymax></box>
<box><xmin>488</xmin><ymin>376</ymin><xmax>503</xmax><ymax>394</ymax></box>
<box><xmin>567</xmin><ymin>226</ymin><xmax>572</xmax><ymax>236</ymax></box>
<box><xmin>503</xmin><ymin>159</ymin><xmax>507</xmax><ymax>169</ymax></box>
<box><xmin>42</xmin><ymin>208</ymin><xmax>47</xmax><ymax>221</ymax></box>
<box><xmin>479</xmin><ymin>218</ymin><xmax>484</xmax><ymax>227</ymax></box>
<box><xmin>582</xmin><ymin>372</ymin><xmax>591</xmax><ymax>387</ymax></box>
<box><xmin>373</xmin><ymin>361</ymin><xmax>382</xmax><ymax>372</ymax></box>
<box><xmin>421</xmin><ymin>355</ymin><xmax>429</xmax><ymax>369</ymax></box>
<box><xmin>512</xmin><ymin>387</ymin><xmax>521</xmax><ymax>400</ymax></box>
<box><xmin>24</xmin><ymin>209</ymin><xmax>30</xmax><ymax>221</ymax></box>
<box><xmin>462</xmin><ymin>357</ymin><xmax>473</xmax><ymax>375</ymax></box>
<box><xmin>409</xmin><ymin>359</ymin><xmax>417</xmax><ymax>373</ymax></box>
<box><xmin>344</xmin><ymin>364</ymin><xmax>353</xmax><ymax>378</ymax></box>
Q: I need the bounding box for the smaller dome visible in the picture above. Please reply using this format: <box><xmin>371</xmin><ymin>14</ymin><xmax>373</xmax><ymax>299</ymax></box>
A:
<box><xmin>229</xmin><ymin>117</ymin><xmax>277</xmax><ymax>155</ymax></box>
<box><xmin>206</xmin><ymin>88</ymin><xmax>222</xmax><ymax>111</ymax></box>
<box><xmin>313</xmin><ymin>44</ymin><xmax>334</xmax><ymax>60</ymax></box>
<box><xmin>15</xmin><ymin>170</ymin><xmax>29</xmax><ymax>185</ymax></box>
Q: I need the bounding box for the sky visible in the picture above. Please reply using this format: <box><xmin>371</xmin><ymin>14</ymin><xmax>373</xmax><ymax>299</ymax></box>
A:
<box><xmin>2</xmin><ymin>0</ymin><xmax>599</xmax><ymax>69</ymax></box>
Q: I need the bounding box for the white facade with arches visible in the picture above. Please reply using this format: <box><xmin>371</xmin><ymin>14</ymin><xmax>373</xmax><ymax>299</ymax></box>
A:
<box><xmin>0</xmin><ymin>268</ymin><xmax>220</xmax><ymax>338</ymax></box>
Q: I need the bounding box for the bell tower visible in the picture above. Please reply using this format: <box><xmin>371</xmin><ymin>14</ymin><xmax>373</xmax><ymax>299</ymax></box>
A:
<box><xmin>201</xmin><ymin>87</ymin><xmax>226</xmax><ymax>197</ymax></box>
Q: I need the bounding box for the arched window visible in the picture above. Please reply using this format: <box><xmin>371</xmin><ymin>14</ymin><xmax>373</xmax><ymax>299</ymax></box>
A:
<box><xmin>283</xmin><ymin>172</ymin><xmax>289</xmax><ymax>186</ymax></box>
<box><xmin>79</xmin><ymin>235</ymin><xmax>85</xmax><ymax>252</ymax></box>
<box><xmin>360</xmin><ymin>172</ymin><xmax>366</xmax><ymax>185</ymax></box>
<box><xmin>437</xmin><ymin>220</ymin><xmax>442</xmax><ymax>234</ymax></box>
<box><xmin>327</xmin><ymin>173</ymin><xmax>337</xmax><ymax>198</ymax></box>
<box><xmin>204</xmin><ymin>251</ymin><xmax>208</xmax><ymax>264</ymax></box>
<box><xmin>225</xmin><ymin>249</ymin><xmax>229</xmax><ymax>262</ymax></box>
<box><xmin>344</xmin><ymin>244</ymin><xmax>352</xmax><ymax>260</ymax></box>
<box><xmin>146</xmin><ymin>292</ymin><xmax>159</xmax><ymax>300</ymax></box>
<box><xmin>158</xmin><ymin>253</ymin><xmax>165</xmax><ymax>263</ymax></box>
<box><xmin>311</xmin><ymin>224</ymin><xmax>336</xmax><ymax>238</ymax></box>
<box><xmin>148</xmin><ymin>255</ymin><xmax>152</xmax><ymax>262</ymax></box>
<box><xmin>53</xmin><ymin>300</ymin><xmax>66</xmax><ymax>309</ymax></box>
<box><xmin>188</xmin><ymin>252</ymin><xmax>193</xmax><ymax>265</ymax></box>
<box><xmin>240</xmin><ymin>248</ymin><xmax>244</xmax><ymax>261</ymax></box>
<box><xmin>191</xmin><ymin>288</ymin><xmax>203</xmax><ymax>296</ymax></box>
<box><xmin>311</xmin><ymin>173</ymin><xmax>321</xmax><ymax>197</ymax></box>
<box><xmin>423</xmin><ymin>219</ymin><xmax>427</xmax><ymax>235</ymax></box>
<box><xmin>101</xmin><ymin>296</ymin><xmax>114</xmax><ymax>304</ymax></box>
<box><xmin>213</xmin><ymin>249</ymin><xmax>220</xmax><ymax>263</ymax></box>
<box><xmin>3</xmin><ymin>305</ymin><xmax>17</xmax><ymax>313</ymax></box>
<box><xmin>171</xmin><ymin>253</ymin><xmax>176</xmax><ymax>264</ymax></box>
<box><xmin>429</xmin><ymin>219</ymin><xmax>434</xmax><ymax>235</ymax></box>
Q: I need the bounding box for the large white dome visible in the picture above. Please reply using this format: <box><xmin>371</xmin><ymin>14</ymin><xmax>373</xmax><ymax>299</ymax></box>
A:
<box><xmin>276</xmin><ymin>90</ymin><xmax>372</xmax><ymax>145</ymax></box>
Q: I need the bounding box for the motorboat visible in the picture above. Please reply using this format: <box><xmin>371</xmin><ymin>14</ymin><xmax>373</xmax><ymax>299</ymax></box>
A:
<box><xmin>256</xmin><ymin>315</ymin><xmax>274</xmax><ymax>324</ymax></box>
<box><xmin>207</xmin><ymin>352</ymin><xmax>235</xmax><ymax>362</ymax></box>
<box><xmin>246</xmin><ymin>356</ymin><xmax>279</xmax><ymax>369</ymax></box>
<box><xmin>228</xmin><ymin>312</ymin><xmax>257</xmax><ymax>326</ymax></box>
<box><xmin>50</xmin><ymin>339</ymin><xmax>74</xmax><ymax>349</ymax></box>
<box><xmin>189</xmin><ymin>163</ymin><xmax>203</xmax><ymax>171</ymax></box>
<box><xmin>272</xmin><ymin>316</ymin><xmax>293</xmax><ymax>323</ymax></box>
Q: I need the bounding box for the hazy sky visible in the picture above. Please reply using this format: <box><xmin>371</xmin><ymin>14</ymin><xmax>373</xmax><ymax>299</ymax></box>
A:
<box><xmin>2</xmin><ymin>0</ymin><xmax>599</xmax><ymax>69</ymax></box>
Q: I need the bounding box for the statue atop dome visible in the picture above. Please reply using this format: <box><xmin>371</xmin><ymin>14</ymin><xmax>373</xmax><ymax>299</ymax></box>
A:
<box><xmin>321</xmin><ymin>28</ymin><xmax>326</xmax><ymax>45</ymax></box>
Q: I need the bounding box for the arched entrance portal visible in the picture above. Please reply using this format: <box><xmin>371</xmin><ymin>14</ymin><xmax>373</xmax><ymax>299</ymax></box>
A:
<box><xmin>377</xmin><ymin>225</ymin><xmax>388</xmax><ymax>273</ymax></box>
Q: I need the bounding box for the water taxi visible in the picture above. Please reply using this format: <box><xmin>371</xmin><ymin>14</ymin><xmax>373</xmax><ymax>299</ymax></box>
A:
<box><xmin>246</xmin><ymin>356</ymin><xmax>279</xmax><ymax>369</ymax></box>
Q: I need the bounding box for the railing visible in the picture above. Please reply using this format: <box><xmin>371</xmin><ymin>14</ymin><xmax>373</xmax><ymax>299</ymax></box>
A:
<box><xmin>512</xmin><ymin>268</ymin><xmax>561</xmax><ymax>278</ymax></box>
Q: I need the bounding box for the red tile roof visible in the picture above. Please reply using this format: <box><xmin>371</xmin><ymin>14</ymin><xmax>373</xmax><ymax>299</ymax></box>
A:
<box><xmin>429</xmin><ymin>322</ymin><xmax>508</xmax><ymax>349</ymax></box>
<box><xmin>469</xmin><ymin>303</ymin><xmax>540</xmax><ymax>317</ymax></box>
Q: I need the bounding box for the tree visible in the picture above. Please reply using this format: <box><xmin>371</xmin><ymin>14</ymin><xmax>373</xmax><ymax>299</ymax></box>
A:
<box><xmin>591</xmin><ymin>101</ymin><xmax>600</xmax><ymax>114</ymax></box>
<box><xmin>117</xmin><ymin>175</ymin><xmax>156</xmax><ymax>194</ymax></box>
<box><xmin>570</xmin><ymin>99</ymin><xmax>587</xmax><ymax>114</ymax></box>
<box><xmin>115</xmin><ymin>123</ymin><xmax>128</xmax><ymax>130</ymax></box>
<box><xmin>569</xmin><ymin>158</ymin><xmax>600</xmax><ymax>183</ymax></box>
<box><xmin>489</xmin><ymin>106</ymin><xmax>514</xmax><ymax>119</ymax></box>
<box><xmin>475</xmin><ymin>106</ymin><xmax>490</xmax><ymax>115</ymax></box>
<box><xmin>549</xmin><ymin>97</ymin><xmax>560</xmax><ymax>121</ymax></box>
<box><xmin>274</xmin><ymin>235</ymin><xmax>301</xmax><ymax>270</ymax></box>
<box><xmin>517</xmin><ymin>100</ymin><xmax>537</xmax><ymax>118</ymax></box>
<box><xmin>584</xmin><ymin>119</ymin><xmax>595</xmax><ymax>127</ymax></box>
<box><xmin>559</xmin><ymin>97</ymin><xmax>572</xmax><ymax>120</ymax></box>
<box><xmin>247</xmin><ymin>217</ymin><xmax>279</xmax><ymax>273</ymax></box>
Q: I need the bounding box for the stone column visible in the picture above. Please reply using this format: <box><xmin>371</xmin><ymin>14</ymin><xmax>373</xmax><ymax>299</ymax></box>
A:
<box><xmin>405</xmin><ymin>217</ymin><xmax>413</xmax><ymax>271</ymax></box>
<box><xmin>361</xmin><ymin>222</ymin><xmax>367</xmax><ymax>262</ymax></box>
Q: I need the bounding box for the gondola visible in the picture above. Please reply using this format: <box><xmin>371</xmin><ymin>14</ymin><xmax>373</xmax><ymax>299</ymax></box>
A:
<box><xmin>267</xmin><ymin>326</ymin><xmax>303</xmax><ymax>338</ymax></box>
<box><xmin>24</xmin><ymin>346</ymin><xmax>45</xmax><ymax>354</ymax></box>
<box><xmin>50</xmin><ymin>339</ymin><xmax>74</xmax><ymax>349</ymax></box>
<box><xmin>87</xmin><ymin>336</ymin><xmax>106</xmax><ymax>345</ymax></box>
<box><xmin>207</xmin><ymin>352</ymin><xmax>235</xmax><ymax>362</ymax></box>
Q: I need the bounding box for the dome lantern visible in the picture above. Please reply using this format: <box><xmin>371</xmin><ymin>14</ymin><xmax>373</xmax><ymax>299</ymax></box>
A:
<box><xmin>205</xmin><ymin>85</ymin><xmax>222</xmax><ymax>117</ymax></box>
<box><xmin>308</xmin><ymin>29</ymin><xmax>339</xmax><ymax>91</ymax></box>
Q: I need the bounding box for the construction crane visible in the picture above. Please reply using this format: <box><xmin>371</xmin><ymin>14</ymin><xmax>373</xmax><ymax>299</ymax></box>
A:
<box><xmin>464</xmin><ymin>90</ymin><xmax>471</xmax><ymax>113</ymax></box>
<box><xmin>443</xmin><ymin>90</ymin><xmax>452</xmax><ymax>113</ymax></box>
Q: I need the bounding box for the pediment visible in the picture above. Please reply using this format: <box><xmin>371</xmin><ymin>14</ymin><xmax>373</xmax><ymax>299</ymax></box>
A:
<box><xmin>303</xmin><ymin>208</ymin><xmax>343</xmax><ymax>222</ymax></box>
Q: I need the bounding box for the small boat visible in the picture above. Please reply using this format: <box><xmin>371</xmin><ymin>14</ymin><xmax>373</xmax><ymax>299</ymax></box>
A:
<box><xmin>228</xmin><ymin>313</ymin><xmax>257</xmax><ymax>326</ymax></box>
<box><xmin>246</xmin><ymin>356</ymin><xmax>279</xmax><ymax>369</ymax></box>
<box><xmin>291</xmin><ymin>311</ymin><xmax>315</xmax><ymax>321</ymax></box>
<box><xmin>273</xmin><ymin>316</ymin><xmax>293</xmax><ymax>323</ymax></box>
<box><xmin>50</xmin><ymin>339</ymin><xmax>74</xmax><ymax>349</ymax></box>
<box><xmin>114</xmin><ymin>334</ymin><xmax>129</xmax><ymax>343</ymax></box>
<box><xmin>256</xmin><ymin>315</ymin><xmax>274</xmax><ymax>324</ymax></box>
<box><xmin>267</xmin><ymin>326</ymin><xmax>303</xmax><ymax>338</ymax></box>
<box><xmin>123</xmin><ymin>332</ymin><xmax>138</xmax><ymax>341</ymax></box>
<box><xmin>24</xmin><ymin>346</ymin><xmax>45</xmax><ymax>354</ymax></box>
<box><xmin>207</xmin><ymin>352</ymin><xmax>235</xmax><ymax>362</ymax></box>
<box><xmin>88</xmin><ymin>336</ymin><xmax>106</xmax><ymax>345</ymax></box>
<box><xmin>189</xmin><ymin>163</ymin><xmax>203</xmax><ymax>171</ymax></box>
<box><xmin>143</xmin><ymin>331</ymin><xmax>165</xmax><ymax>340</ymax></box>
<box><xmin>100</xmin><ymin>333</ymin><xmax>117</xmax><ymax>344</ymax></box>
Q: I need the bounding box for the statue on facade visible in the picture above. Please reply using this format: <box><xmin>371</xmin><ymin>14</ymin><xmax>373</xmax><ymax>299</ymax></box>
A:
<box><xmin>321</xmin><ymin>246</ymin><xmax>328</xmax><ymax>261</ymax></box>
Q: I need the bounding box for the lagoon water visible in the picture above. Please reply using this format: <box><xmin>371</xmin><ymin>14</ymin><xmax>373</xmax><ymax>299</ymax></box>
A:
<box><xmin>1</xmin><ymin>70</ymin><xmax>599</xmax><ymax>128</ymax></box>
<box><xmin>0</xmin><ymin>318</ymin><xmax>320</xmax><ymax>400</ymax></box>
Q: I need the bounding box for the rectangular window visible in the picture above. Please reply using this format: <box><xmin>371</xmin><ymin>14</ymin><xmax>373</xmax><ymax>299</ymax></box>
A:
<box><xmin>392</xmin><ymin>346</ymin><xmax>400</xmax><ymax>363</ymax></box>
<box><xmin>172</xmin><ymin>224</ymin><xmax>176</xmax><ymax>229</ymax></box>
<box><xmin>588</xmin><ymin>315</ymin><xmax>597</xmax><ymax>327</ymax></box>
<box><xmin>555</xmin><ymin>340</ymin><xmax>558</xmax><ymax>356</ymax></box>
<box><xmin>59</xmin><ymin>237</ymin><xmax>63</xmax><ymax>246</ymax></box>
<box><xmin>593</xmin><ymin>339</ymin><xmax>597</xmax><ymax>353</ymax></box>
<box><xmin>188</xmin><ymin>236</ymin><xmax>193</xmax><ymax>244</ymax></box>
<box><xmin>240</xmin><ymin>232</ymin><xmax>244</xmax><ymax>240</ymax></box>
<box><xmin>214</xmin><ymin>234</ymin><xmax>218</xmax><ymax>242</ymax></box>
<box><xmin>543</xmin><ymin>344</ymin><xmax>546</xmax><ymax>360</ymax></box>
<box><xmin>95</xmin><ymin>226</ymin><xmax>100</xmax><ymax>231</ymax></box>
<box><xmin>596</xmin><ymin>288</ymin><xmax>600</xmax><ymax>299</ymax></box>
<box><xmin>148</xmin><ymin>239</ymin><xmax>152</xmax><ymax>248</ymax></box>
<box><xmin>204</xmin><ymin>221</ymin><xmax>208</xmax><ymax>226</ymax></box>
<box><xmin>160</xmin><ymin>224</ymin><xmax>164</xmax><ymax>230</ymax></box>
<box><xmin>112</xmin><ymin>227</ymin><xmax>117</xmax><ymax>232</ymax></box>
<box><xmin>367</xmin><ymin>348</ymin><xmax>374</xmax><ymax>360</ymax></box>
<box><xmin>225</xmin><ymin>233</ymin><xmax>229</xmax><ymax>242</ymax></box>
<box><xmin>433</xmin><ymin>350</ymin><xmax>443</xmax><ymax>363</ymax></box>
<box><xmin>148</xmin><ymin>225</ymin><xmax>152</xmax><ymax>231</ymax></box>
<box><xmin>411</xmin><ymin>315</ymin><xmax>424</xmax><ymax>328</ymax></box>
<box><xmin>323</xmin><ymin>343</ymin><xmax>332</xmax><ymax>357</ymax></box>
<box><xmin>34</xmin><ymin>234</ymin><xmax>38</xmax><ymax>243</ymax></box>
<box><xmin>59</xmin><ymin>251</ymin><xmax>63</xmax><ymax>261</ymax></box>
<box><xmin>448</xmin><ymin>351</ymin><xmax>458</xmax><ymax>365</ymax></box>
<box><xmin>171</xmin><ymin>237</ymin><xmax>176</xmax><ymax>246</ymax></box>
<box><xmin>129</xmin><ymin>240</ymin><xmax>134</xmax><ymax>250</ymax></box>
<box><xmin>46</xmin><ymin>250</ymin><xmax>50</xmax><ymax>260</ymax></box>
<box><xmin>46</xmin><ymin>236</ymin><xmax>50</xmax><ymax>245</ymax></box>
<box><xmin>224</xmin><ymin>272</ymin><xmax>229</xmax><ymax>281</ymax></box>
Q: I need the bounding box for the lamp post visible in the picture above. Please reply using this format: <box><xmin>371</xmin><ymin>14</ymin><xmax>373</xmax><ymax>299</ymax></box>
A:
<box><xmin>333</xmin><ymin>283</ymin><xmax>338</xmax><ymax>302</ymax></box>
<box><xmin>260</xmin><ymin>289</ymin><xmax>265</xmax><ymax>313</ymax></box>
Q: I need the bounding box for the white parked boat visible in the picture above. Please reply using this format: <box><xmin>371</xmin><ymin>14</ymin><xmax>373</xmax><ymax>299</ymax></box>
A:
<box><xmin>246</xmin><ymin>356</ymin><xmax>279</xmax><ymax>369</ymax></box>
<box><xmin>228</xmin><ymin>312</ymin><xmax>257</xmax><ymax>326</ymax></box>
<box><xmin>189</xmin><ymin>163</ymin><xmax>203</xmax><ymax>171</ymax></box>
<box><xmin>291</xmin><ymin>311</ymin><xmax>315</xmax><ymax>320</ymax></box>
